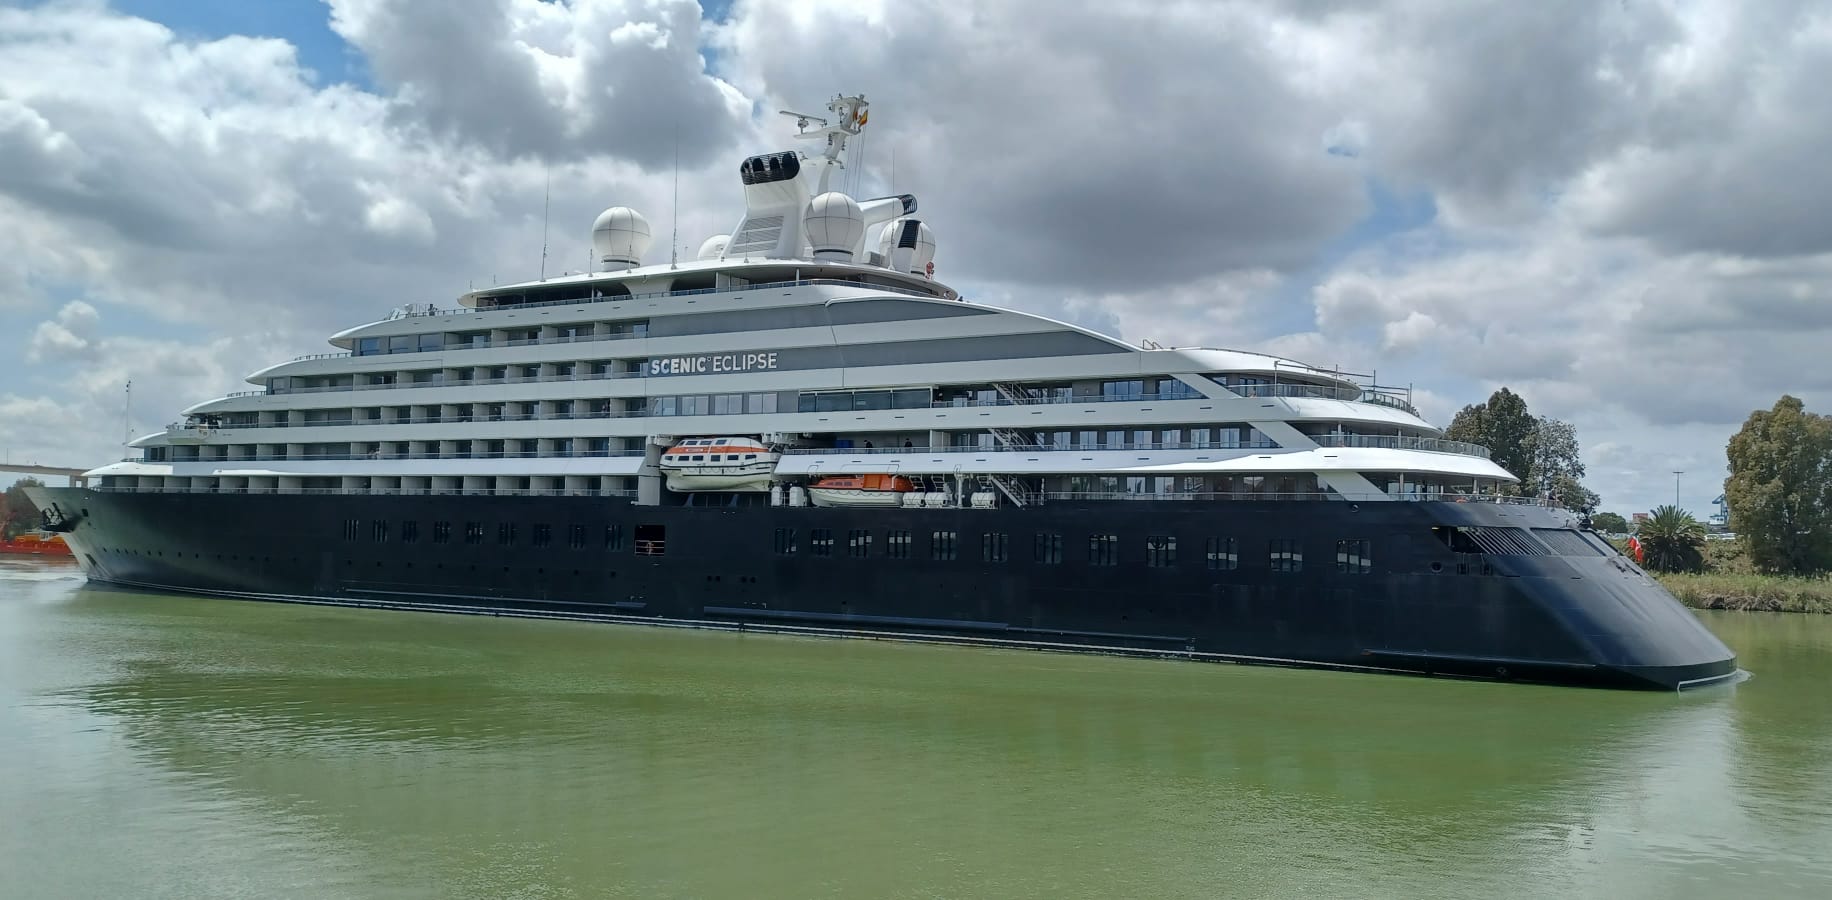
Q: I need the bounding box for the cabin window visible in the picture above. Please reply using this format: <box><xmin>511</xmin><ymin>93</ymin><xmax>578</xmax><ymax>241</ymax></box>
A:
<box><xmin>605</xmin><ymin>524</ymin><xmax>626</xmax><ymax>551</ymax></box>
<box><xmin>773</xmin><ymin>528</ymin><xmax>797</xmax><ymax>556</ymax></box>
<box><xmin>745</xmin><ymin>454</ymin><xmax>759</xmax><ymax>460</ymax></box>
<box><xmin>887</xmin><ymin>530</ymin><xmax>912</xmax><ymax>560</ymax></box>
<box><xmin>1336</xmin><ymin>539</ymin><xmax>1372</xmax><ymax>574</ymax></box>
<box><xmin>931</xmin><ymin>531</ymin><xmax>958</xmax><ymax>561</ymax></box>
<box><xmin>982</xmin><ymin>532</ymin><xmax>1008</xmax><ymax>563</ymax></box>
<box><xmin>532</xmin><ymin>524</ymin><xmax>552</xmax><ymax>548</ymax></box>
<box><xmin>1146</xmin><ymin>536</ymin><xmax>1176</xmax><ymax>568</ymax></box>
<box><xmin>342</xmin><ymin>519</ymin><xmax>360</xmax><ymax>541</ymax></box>
<box><xmin>635</xmin><ymin>524</ymin><xmax>665</xmax><ymax>556</ymax></box>
<box><xmin>847</xmin><ymin>530</ymin><xmax>872</xmax><ymax>558</ymax></box>
<box><xmin>433</xmin><ymin>521</ymin><xmax>452</xmax><ymax>544</ymax></box>
<box><xmin>401</xmin><ymin>521</ymin><xmax>420</xmax><ymax>544</ymax></box>
<box><xmin>569</xmin><ymin>524</ymin><xmax>587</xmax><ymax>550</ymax></box>
<box><xmin>417</xmin><ymin>334</ymin><xmax>441</xmax><ymax>352</ymax></box>
<box><xmin>1088</xmin><ymin>534</ymin><xmax>1118</xmax><ymax>566</ymax></box>
<box><xmin>1034</xmin><ymin>532</ymin><xmax>1062</xmax><ymax>565</ymax></box>
<box><xmin>811</xmin><ymin>529</ymin><xmax>834</xmax><ymax>557</ymax></box>
<box><xmin>371</xmin><ymin>520</ymin><xmax>389</xmax><ymax>543</ymax></box>
<box><xmin>464</xmin><ymin>521</ymin><xmax>484</xmax><ymax>544</ymax></box>
<box><xmin>1270</xmin><ymin>539</ymin><xmax>1302</xmax><ymax>573</ymax></box>
<box><xmin>356</xmin><ymin>337</ymin><xmax>381</xmax><ymax>356</ymax></box>
<box><xmin>498</xmin><ymin>523</ymin><xmax>518</xmax><ymax>545</ymax></box>
<box><xmin>1205</xmin><ymin>537</ymin><xmax>1237</xmax><ymax>570</ymax></box>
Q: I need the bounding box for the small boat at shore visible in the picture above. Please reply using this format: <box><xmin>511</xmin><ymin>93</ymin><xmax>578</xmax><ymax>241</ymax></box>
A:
<box><xmin>0</xmin><ymin>531</ymin><xmax>73</xmax><ymax>557</ymax></box>
<box><xmin>807</xmin><ymin>474</ymin><xmax>917</xmax><ymax>507</ymax></box>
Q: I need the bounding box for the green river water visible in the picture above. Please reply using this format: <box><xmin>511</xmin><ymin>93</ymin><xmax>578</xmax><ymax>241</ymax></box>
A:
<box><xmin>3</xmin><ymin>557</ymin><xmax>1830</xmax><ymax>899</ymax></box>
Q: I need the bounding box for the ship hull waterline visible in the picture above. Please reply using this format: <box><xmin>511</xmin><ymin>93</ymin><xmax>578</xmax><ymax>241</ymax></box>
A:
<box><xmin>26</xmin><ymin>486</ymin><xmax>1740</xmax><ymax>691</ymax></box>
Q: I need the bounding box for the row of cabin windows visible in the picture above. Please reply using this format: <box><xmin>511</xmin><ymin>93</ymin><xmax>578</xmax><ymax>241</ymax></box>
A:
<box><xmin>770</xmin><ymin>529</ymin><xmax>1374</xmax><ymax>573</ymax></box>
<box><xmin>344</xmin><ymin>519</ymin><xmax>626</xmax><ymax>551</ymax></box>
<box><xmin>335</xmin><ymin>518</ymin><xmax>1371</xmax><ymax>573</ymax></box>
<box><xmin>650</xmin><ymin>393</ymin><xmax>779</xmax><ymax>416</ymax></box>
<box><xmin>352</xmin><ymin>324</ymin><xmax>651</xmax><ymax>357</ymax></box>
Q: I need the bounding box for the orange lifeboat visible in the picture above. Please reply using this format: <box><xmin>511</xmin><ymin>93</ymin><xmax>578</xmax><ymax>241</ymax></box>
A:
<box><xmin>807</xmin><ymin>474</ymin><xmax>916</xmax><ymax>508</ymax></box>
<box><xmin>0</xmin><ymin>532</ymin><xmax>73</xmax><ymax>557</ymax></box>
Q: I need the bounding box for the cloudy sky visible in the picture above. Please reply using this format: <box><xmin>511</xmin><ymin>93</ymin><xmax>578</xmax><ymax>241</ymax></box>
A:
<box><xmin>3</xmin><ymin>0</ymin><xmax>1828</xmax><ymax>516</ymax></box>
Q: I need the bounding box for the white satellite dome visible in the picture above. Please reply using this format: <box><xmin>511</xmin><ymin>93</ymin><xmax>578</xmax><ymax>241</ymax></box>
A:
<box><xmin>591</xmin><ymin>206</ymin><xmax>652</xmax><ymax>272</ymax></box>
<box><xmin>804</xmin><ymin>192</ymin><xmax>865</xmax><ymax>261</ymax></box>
<box><xmin>697</xmin><ymin>234</ymin><xmax>730</xmax><ymax>261</ymax></box>
<box><xmin>877</xmin><ymin>217</ymin><xmax>936</xmax><ymax>276</ymax></box>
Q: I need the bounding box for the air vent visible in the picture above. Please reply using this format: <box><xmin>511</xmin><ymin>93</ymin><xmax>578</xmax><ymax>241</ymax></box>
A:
<box><xmin>727</xmin><ymin>215</ymin><xmax>785</xmax><ymax>254</ymax></box>
<box><xmin>1467</xmin><ymin>526</ymin><xmax>1551</xmax><ymax>556</ymax></box>
<box><xmin>1530</xmin><ymin>528</ymin><xmax>1606</xmax><ymax>556</ymax></box>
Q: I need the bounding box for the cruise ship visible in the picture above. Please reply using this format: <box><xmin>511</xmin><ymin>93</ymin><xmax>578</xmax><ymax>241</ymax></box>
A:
<box><xmin>26</xmin><ymin>94</ymin><xmax>1737</xmax><ymax>690</ymax></box>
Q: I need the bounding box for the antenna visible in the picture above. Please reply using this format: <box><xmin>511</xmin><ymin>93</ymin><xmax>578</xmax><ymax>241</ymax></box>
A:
<box><xmin>539</xmin><ymin>164</ymin><xmax>551</xmax><ymax>281</ymax></box>
<box><xmin>122</xmin><ymin>380</ymin><xmax>132</xmax><ymax>452</ymax></box>
<box><xmin>670</xmin><ymin>121</ymin><xmax>680</xmax><ymax>267</ymax></box>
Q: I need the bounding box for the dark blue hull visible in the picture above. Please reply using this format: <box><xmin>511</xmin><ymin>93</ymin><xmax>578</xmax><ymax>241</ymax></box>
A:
<box><xmin>25</xmin><ymin>487</ymin><xmax>1739</xmax><ymax>690</ymax></box>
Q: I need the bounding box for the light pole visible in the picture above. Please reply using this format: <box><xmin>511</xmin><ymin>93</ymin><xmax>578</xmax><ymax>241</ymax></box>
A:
<box><xmin>1672</xmin><ymin>470</ymin><xmax>1683</xmax><ymax>509</ymax></box>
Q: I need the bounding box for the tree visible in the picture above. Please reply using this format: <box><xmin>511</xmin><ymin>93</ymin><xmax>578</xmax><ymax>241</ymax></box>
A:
<box><xmin>1525</xmin><ymin>416</ymin><xmax>1586</xmax><ymax>499</ymax></box>
<box><xmin>1724</xmin><ymin>395</ymin><xmax>1832</xmax><ymax>574</ymax></box>
<box><xmin>1591</xmin><ymin>512</ymin><xmax>1630</xmax><ymax>533</ymax></box>
<box><xmin>1445</xmin><ymin>388</ymin><xmax>1537</xmax><ymax>488</ymax></box>
<box><xmin>1445</xmin><ymin>389</ymin><xmax>1598</xmax><ymax>507</ymax></box>
<box><xmin>1</xmin><ymin>478</ymin><xmax>47</xmax><ymax>540</ymax></box>
<box><xmin>1636</xmin><ymin>505</ymin><xmax>1706</xmax><ymax>573</ymax></box>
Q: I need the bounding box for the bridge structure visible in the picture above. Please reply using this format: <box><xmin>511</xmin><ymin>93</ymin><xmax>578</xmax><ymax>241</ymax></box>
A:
<box><xmin>0</xmin><ymin>464</ymin><xmax>91</xmax><ymax>488</ymax></box>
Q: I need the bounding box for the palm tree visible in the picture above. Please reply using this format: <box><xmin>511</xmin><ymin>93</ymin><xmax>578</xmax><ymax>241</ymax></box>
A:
<box><xmin>1637</xmin><ymin>505</ymin><xmax>1706</xmax><ymax>572</ymax></box>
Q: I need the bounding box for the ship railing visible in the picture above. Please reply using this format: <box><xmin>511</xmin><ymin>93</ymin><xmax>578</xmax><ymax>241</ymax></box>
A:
<box><xmin>1042</xmin><ymin>490</ymin><xmax>1562</xmax><ymax>507</ymax></box>
<box><xmin>784</xmin><ymin>440</ymin><xmax>1284</xmax><ymax>455</ymax></box>
<box><xmin>924</xmin><ymin>391</ymin><xmax>1204</xmax><ymax>409</ymax></box>
<box><xmin>466</xmin><ymin>277</ymin><xmax>949</xmax><ymax>313</ymax></box>
<box><xmin>88</xmin><ymin>485</ymin><xmax>638</xmax><ymax>498</ymax></box>
<box><xmin>165</xmin><ymin>409</ymin><xmax>641</xmax><ymax>430</ymax></box>
<box><xmin>368</xmin><ymin>277</ymin><xmax>947</xmax><ymax>323</ymax></box>
<box><xmin>123</xmin><ymin>448</ymin><xmax>650</xmax><ymax>463</ymax></box>
<box><xmin>1308</xmin><ymin>434</ymin><xmax>1491</xmax><ymax>458</ymax></box>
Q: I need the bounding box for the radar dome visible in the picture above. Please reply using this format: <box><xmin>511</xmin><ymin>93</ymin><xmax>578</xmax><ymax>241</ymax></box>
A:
<box><xmin>804</xmin><ymin>192</ymin><xmax>865</xmax><ymax>261</ymax></box>
<box><xmin>697</xmin><ymin>234</ymin><xmax>730</xmax><ymax>261</ymax></box>
<box><xmin>591</xmin><ymin>206</ymin><xmax>652</xmax><ymax>272</ymax></box>
<box><xmin>877</xmin><ymin>217</ymin><xmax>936</xmax><ymax>276</ymax></box>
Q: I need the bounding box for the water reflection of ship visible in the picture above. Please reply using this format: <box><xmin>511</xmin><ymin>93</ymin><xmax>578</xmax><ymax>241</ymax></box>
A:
<box><xmin>59</xmin><ymin>585</ymin><xmax>1738</xmax><ymax>866</ymax></box>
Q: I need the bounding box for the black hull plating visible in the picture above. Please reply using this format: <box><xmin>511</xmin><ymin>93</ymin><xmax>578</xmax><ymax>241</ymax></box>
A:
<box><xmin>26</xmin><ymin>487</ymin><xmax>1738</xmax><ymax>690</ymax></box>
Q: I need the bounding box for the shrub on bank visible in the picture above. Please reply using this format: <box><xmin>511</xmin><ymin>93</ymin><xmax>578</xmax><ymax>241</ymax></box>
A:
<box><xmin>1657</xmin><ymin>571</ymin><xmax>1832</xmax><ymax>615</ymax></box>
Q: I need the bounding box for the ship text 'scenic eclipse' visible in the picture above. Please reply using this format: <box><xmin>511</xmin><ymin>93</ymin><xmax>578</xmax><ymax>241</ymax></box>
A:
<box><xmin>648</xmin><ymin>352</ymin><xmax>780</xmax><ymax>376</ymax></box>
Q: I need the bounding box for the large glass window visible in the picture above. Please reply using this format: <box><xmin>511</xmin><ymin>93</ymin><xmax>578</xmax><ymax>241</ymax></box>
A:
<box><xmin>1088</xmin><ymin>534</ymin><xmax>1118</xmax><ymax>566</ymax></box>
<box><xmin>356</xmin><ymin>337</ymin><xmax>381</xmax><ymax>356</ymax></box>
<box><xmin>982</xmin><ymin>532</ymin><xmax>1008</xmax><ymax>563</ymax></box>
<box><xmin>1270</xmin><ymin>539</ymin><xmax>1302</xmax><ymax>573</ymax></box>
<box><xmin>1205</xmin><ymin>537</ymin><xmax>1237</xmax><ymax>570</ymax></box>
<box><xmin>931</xmin><ymin>531</ymin><xmax>958</xmax><ymax>561</ymax></box>
<box><xmin>388</xmin><ymin>335</ymin><xmax>412</xmax><ymax>354</ymax></box>
<box><xmin>1034</xmin><ymin>532</ymin><xmax>1062</xmax><ymax>564</ymax></box>
<box><xmin>847</xmin><ymin>530</ymin><xmax>872</xmax><ymax>558</ymax></box>
<box><xmin>417</xmin><ymin>333</ymin><xmax>441</xmax><ymax>352</ymax></box>
<box><xmin>1146</xmin><ymin>536</ymin><xmax>1176</xmax><ymax>568</ymax></box>
<box><xmin>1336</xmin><ymin>540</ymin><xmax>1372</xmax><ymax>574</ymax></box>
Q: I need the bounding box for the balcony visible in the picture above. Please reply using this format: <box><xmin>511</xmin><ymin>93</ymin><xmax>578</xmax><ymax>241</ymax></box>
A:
<box><xmin>1309</xmin><ymin>434</ymin><xmax>1490</xmax><ymax>459</ymax></box>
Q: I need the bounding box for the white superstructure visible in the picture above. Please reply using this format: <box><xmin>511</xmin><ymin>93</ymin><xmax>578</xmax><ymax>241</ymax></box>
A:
<box><xmin>96</xmin><ymin>93</ymin><xmax>1515</xmax><ymax>506</ymax></box>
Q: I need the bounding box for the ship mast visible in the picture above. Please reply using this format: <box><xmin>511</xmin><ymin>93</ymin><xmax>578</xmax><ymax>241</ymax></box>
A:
<box><xmin>780</xmin><ymin>94</ymin><xmax>869</xmax><ymax>195</ymax></box>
